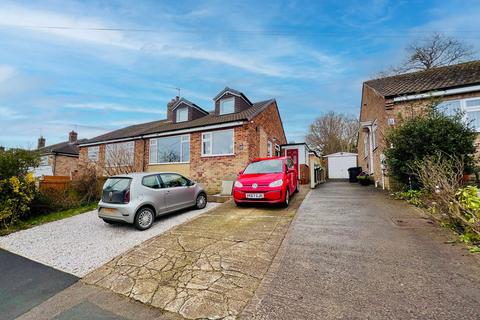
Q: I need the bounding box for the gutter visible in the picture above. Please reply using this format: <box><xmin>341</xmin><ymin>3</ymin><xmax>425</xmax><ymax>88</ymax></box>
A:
<box><xmin>393</xmin><ymin>84</ymin><xmax>480</xmax><ymax>102</ymax></box>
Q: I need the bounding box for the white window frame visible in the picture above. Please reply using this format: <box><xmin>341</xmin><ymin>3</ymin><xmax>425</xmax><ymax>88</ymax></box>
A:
<box><xmin>201</xmin><ymin>128</ymin><xmax>235</xmax><ymax>157</ymax></box>
<box><xmin>438</xmin><ymin>97</ymin><xmax>480</xmax><ymax>132</ymax></box>
<box><xmin>177</xmin><ymin>107</ymin><xmax>188</xmax><ymax>122</ymax></box>
<box><xmin>267</xmin><ymin>141</ymin><xmax>273</xmax><ymax>157</ymax></box>
<box><xmin>105</xmin><ymin>141</ymin><xmax>135</xmax><ymax>166</ymax></box>
<box><xmin>39</xmin><ymin>155</ymin><xmax>49</xmax><ymax>166</ymax></box>
<box><xmin>87</xmin><ymin>146</ymin><xmax>99</xmax><ymax>161</ymax></box>
<box><xmin>149</xmin><ymin>134</ymin><xmax>190</xmax><ymax>164</ymax></box>
<box><xmin>220</xmin><ymin>97</ymin><xmax>235</xmax><ymax>115</ymax></box>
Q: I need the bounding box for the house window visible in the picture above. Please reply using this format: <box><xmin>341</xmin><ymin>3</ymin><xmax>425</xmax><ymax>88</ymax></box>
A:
<box><xmin>267</xmin><ymin>141</ymin><xmax>273</xmax><ymax>157</ymax></box>
<box><xmin>177</xmin><ymin>107</ymin><xmax>188</xmax><ymax>122</ymax></box>
<box><xmin>220</xmin><ymin>98</ymin><xmax>234</xmax><ymax>115</ymax></box>
<box><xmin>87</xmin><ymin>146</ymin><xmax>99</xmax><ymax>161</ymax></box>
<box><xmin>105</xmin><ymin>141</ymin><xmax>135</xmax><ymax>166</ymax></box>
<box><xmin>149</xmin><ymin>135</ymin><xmax>190</xmax><ymax>164</ymax></box>
<box><xmin>40</xmin><ymin>156</ymin><xmax>49</xmax><ymax>166</ymax></box>
<box><xmin>465</xmin><ymin>99</ymin><xmax>480</xmax><ymax>132</ymax></box>
<box><xmin>202</xmin><ymin>129</ymin><xmax>234</xmax><ymax>156</ymax></box>
<box><xmin>437</xmin><ymin>99</ymin><xmax>461</xmax><ymax>116</ymax></box>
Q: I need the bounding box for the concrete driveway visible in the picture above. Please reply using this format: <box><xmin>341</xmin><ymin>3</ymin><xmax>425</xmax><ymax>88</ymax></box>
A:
<box><xmin>0</xmin><ymin>203</ymin><xmax>219</xmax><ymax>277</ymax></box>
<box><xmin>243</xmin><ymin>182</ymin><xmax>480</xmax><ymax>319</ymax></box>
<box><xmin>82</xmin><ymin>187</ymin><xmax>309</xmax><ymax>319</ymax></box>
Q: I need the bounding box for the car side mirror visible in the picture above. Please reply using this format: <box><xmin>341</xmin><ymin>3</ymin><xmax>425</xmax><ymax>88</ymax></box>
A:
<box><xmin>238</xmin><ymin>170</ymin><xmax>244</xmax><ymax>175</ymax></box>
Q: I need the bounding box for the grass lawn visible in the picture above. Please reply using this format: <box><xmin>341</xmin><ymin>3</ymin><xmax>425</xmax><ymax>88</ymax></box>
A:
<box><xmin>0</xmin><ymin>202</ymin><xmax>98</xmax><ymax>236</ymax></box>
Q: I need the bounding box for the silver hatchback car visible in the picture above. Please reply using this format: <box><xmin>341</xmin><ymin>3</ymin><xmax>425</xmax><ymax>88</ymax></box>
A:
<box><xmin>98</xmin><ymin>172</ymin><xmax>207</xmax><ymax>230</ymax></box>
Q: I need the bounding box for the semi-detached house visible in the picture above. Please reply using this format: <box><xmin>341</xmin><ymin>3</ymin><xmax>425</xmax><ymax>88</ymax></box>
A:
<box><xmin>78</xmin><ymin>87</ymin><xmax>287</xmax><ymax>193</ymax></box>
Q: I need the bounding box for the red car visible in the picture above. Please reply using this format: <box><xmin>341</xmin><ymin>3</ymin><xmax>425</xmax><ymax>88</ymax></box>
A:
<box><xmin>233</xmin><ymin>156</ymin><xmax>298</xmax><ymax>207</ymax></box>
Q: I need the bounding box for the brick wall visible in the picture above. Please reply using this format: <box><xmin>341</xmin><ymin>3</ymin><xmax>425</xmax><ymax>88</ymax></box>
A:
<box><xmin>359</xmin><ymin>84</ymin><xmax>480</xmax><ymax>188</ymax></box>
<box><xmin>53</xmin><ymin>155</ymin><xmax>79</xmax><ymax>177</ymax></box>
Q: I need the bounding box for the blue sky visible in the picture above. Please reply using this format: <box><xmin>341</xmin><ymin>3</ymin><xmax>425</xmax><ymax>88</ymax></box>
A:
<box><xmin>1</xmin><ymin>0</ymin><xmax>480</xmax><ymax>148</ymax></box>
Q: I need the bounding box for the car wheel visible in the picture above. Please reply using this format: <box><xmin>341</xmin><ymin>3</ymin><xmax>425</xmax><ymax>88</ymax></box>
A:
<box><xmin>234</xmin><ymin>201</ymin><xmax>243</xmax><ymax>207</ymax></box>
<box><xmin>195</xmin><ymin>193</ymin><xmax>207</xmax><ymax>209</ymax></box>
<box><xmin>134</xmin><ymin>207</ymin><xmax>155</xmax><ymax>231</ymax></box>
<box><xmin>294</xmin><ymin>183</ymin><xmax>299</xmax><ymax>193</ymax></box>
<box><xmin>103</xmin><ymin>219</ymin><xmax>116</xmax><ymax>224</ymax></box>
<box><xmin>283</xmin><ymin>189</ymin><xmax>290</xmax><ymax>207</ymax></box>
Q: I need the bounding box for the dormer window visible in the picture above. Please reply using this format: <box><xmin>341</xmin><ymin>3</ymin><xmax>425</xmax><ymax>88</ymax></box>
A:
<box><xmin>220</xmin><ymin>98</ymin><xmax>234</xmax><ymax>115</ymax></box>
<box><xmin>177</xmin><ymin>107</ymin><xmax>188</xmax><ymax>122</ymax></box>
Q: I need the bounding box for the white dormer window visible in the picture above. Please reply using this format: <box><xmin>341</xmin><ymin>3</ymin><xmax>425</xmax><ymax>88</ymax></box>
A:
<box><xmin>220</xmin><ymin>98</ymin><xmax>234</xmax><ymax>115</ymax></box>
<box><xmin>177</xmin><ymin>107</ymin><xmax>188</xmax><ymax>122</ymax></box>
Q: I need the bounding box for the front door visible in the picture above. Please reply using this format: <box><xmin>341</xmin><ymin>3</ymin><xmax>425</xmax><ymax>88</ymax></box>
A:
<box><xmin>286</xmin><ymin>149</ymin><xmax>299</xmax><ymax>178</ymax></box>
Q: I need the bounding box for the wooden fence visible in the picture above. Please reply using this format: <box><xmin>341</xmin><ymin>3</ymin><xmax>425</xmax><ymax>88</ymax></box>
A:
<box><xmin>38</xmin><ymin>175</ymin><xmax>71</xmax><ymax>192</ymax></box>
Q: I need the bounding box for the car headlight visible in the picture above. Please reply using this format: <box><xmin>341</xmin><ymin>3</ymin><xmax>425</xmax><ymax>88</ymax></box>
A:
<box><xmin>234</xmin><ymin>180</ymin><xmax>243</xmax><ymax>188</ymax></box>
<box><xmin>269</xmin><ymin>179</ymin><xmax>283</xmax><ymax>187</ymax></box>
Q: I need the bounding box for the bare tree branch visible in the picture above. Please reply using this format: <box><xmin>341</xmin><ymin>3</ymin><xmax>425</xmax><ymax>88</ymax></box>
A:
<box><xmin>381</xmin><ymin>33</ymin><xmax>475</xmax><ymax>76</ymax></box>
<box><xmin>306</xmin><ymin>111</ymin><xmax>359</xmax><ymax>155</ymax></box>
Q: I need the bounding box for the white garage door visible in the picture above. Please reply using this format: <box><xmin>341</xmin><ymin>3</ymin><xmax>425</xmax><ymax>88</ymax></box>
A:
<box><xmin>326</xmin><ymin>153</ymin><xmax>357</xmax><ymax>179</ymax></box>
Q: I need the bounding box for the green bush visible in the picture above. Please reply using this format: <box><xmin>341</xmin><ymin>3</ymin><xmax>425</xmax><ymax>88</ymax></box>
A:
<box><xmin>0</xmin><ymin>148</ymin><xmax>39</xmax><ymax>180</ymax></box>
<box><xmin>393</xmin><ymin>189</ymin><xmax>423</xmax><ymax>206</ymax></box>
<box><xmin>0</xmin><ymin>174</ymin><xmax>36</xmax><ymax>228</ymax></box>
<box><xmin>385</xmin><ymin>103</ymin><xmax>476</xmax><ymax>187</ymax></box>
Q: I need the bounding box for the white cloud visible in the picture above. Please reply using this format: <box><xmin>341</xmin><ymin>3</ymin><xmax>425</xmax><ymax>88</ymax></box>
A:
<box><xmin>0</xmin><ymin>3</ymin><xmax>341</xmax><ymax>79</ymax></box>
<box><xmin>63</xmin><ymin>102</ymin><xmax>165</xmax><ymax>115</ymax></box>
<box><xmin>0</xmin><ymin>65</ymin><xmax>16</xmax><ymax>83</ymax></box>
<box><xmin>0</xmin><ymin>106</ymin><xmax>24</xmax><ymax>119</ymax></box>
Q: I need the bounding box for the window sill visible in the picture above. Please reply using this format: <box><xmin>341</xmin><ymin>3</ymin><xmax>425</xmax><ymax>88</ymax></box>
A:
<box><xmin>201</xmin><ymin>153</ymin><xmax>235</xmax><ymax>158</ymax></box>
<box><xmin>149</xmin><ymin>162</ymin><xmax>190</xmax><ymax>165</ymax></box>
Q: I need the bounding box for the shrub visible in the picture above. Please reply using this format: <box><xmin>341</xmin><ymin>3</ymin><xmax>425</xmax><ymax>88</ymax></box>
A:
<box><xmin>393</xmin><ymin>189</ymin><xmax>423</xmax><ymax>206</ymax></box>
<box><xmin>0</xmin><ymin>173</ymin><xmax>36</xmax><ymax>228</ymax></box>
<box><xmin>357</xmin><ymin>171</ymin><xmax>373</xmax><ymax>186</ymax></box>
<box><xmin>412</xmin><ymin>154</ymin><xmax>479</xmax><ymax>241</ymax></box>
<box><xmin>0</xmin><ymin>148</ymin><xmax>39</xmax><ymax>180</ymax></box>
<box><xmin>385</xmin><ymin>103</ymin><xmax>476</xmax><ymax>187</ymax></box>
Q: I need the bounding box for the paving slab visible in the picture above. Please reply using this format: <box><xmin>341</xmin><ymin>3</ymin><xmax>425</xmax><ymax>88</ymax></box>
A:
<box><xmin>242</xmin><ymin>182</ymin><xmax>480</xmax><ymax>319</ymax></box>
<box><xmin>83</xmin><ymin>187</ymin><xmax>309</xmax><ymax>319</ymax></box>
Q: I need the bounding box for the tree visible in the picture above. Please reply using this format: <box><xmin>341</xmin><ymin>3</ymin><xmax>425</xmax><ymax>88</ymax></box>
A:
<box><xmin>104</xmin><ymin>144</ymin><xmax>136</xmax><ymax>176</ymax></box>
<box><xmin>385</xmin><ymin>33</ymin><xmax>475</xmax><ymax>75</ymax></box>
<box><xmin>0</xmin><ymin>148</ymin><xmax>39</xmax><ymax>180</ymax></box>
<box><xmin>306</xmin><ymin>111</ymin><xmax>359</xmax><ymax>155</ymax></box>
<box><xmin>385</xmin><ymin>102</ymin><xmax>476</xmax><ymax>187</ymax></box>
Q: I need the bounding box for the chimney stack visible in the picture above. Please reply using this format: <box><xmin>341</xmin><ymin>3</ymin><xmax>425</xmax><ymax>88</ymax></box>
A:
<box><xmin>167</xmin><ymin>96</ymin><xmax>180</xmax><ymax>121</ymax></box>
<box><xmin>37</xmin><ymin>136</ymin><xmax>46</xmax><ymax>149</ymax></box>
<box><xmin>69</xmin><ymin>130</ymin><xmax>78</xmax><ymax>143</ymax></box>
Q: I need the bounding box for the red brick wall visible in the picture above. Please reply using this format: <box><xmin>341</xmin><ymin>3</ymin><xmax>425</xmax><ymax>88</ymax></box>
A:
<box><xmin>359</xmin><ymin>84</ymin><xmax>480</xmax><ymax>188</ymax></box>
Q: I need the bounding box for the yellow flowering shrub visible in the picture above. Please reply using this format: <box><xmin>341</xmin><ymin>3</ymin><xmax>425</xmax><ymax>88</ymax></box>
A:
<box><xmin>0</xmin><ymin>175</ymin><xmax>35</xmax><ymax>229</ymax></box>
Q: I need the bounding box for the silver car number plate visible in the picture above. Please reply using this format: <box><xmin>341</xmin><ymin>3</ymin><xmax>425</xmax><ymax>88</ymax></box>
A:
<box><xmin>246</xmin><ymin>193</ymin><xmax>264</xmax><ymax>199</ymax></box>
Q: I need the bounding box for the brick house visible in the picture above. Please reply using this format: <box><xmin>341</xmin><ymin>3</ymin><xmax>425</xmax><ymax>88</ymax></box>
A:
<box><xmin>78</xmin><ymin>87</ymin><xmax>287</xmax><ymax>193</ymax></box>
<box><xmin>35</xmin><ymin>131</ymin><xmax>86</xmax><ymax>177</ymax></box>
<box><xmin>358</xmin><ymin>61</ymin><xmax>480</xmax><ymax>189</ymax></box>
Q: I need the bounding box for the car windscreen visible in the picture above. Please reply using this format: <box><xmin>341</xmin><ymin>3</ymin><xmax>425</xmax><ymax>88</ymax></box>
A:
<box><xmin>103</xmin><ymin>178</ymin><xmax>131</xmax><ymax>191</ymax></box>
<box><xmin>243</xmin><ymin>159</ymin><xmax>284</xmax><ymax>174</ymax></box>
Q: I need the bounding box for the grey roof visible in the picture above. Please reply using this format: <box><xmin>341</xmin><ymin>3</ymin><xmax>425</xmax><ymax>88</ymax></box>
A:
<box><xmin>213</xmin><ymin>87</ymin><xmax>253</xmax><ymax>105</ymax></box>
<box><xmin>81</xmin><ymin>99</ymin><xmax>276</xmax><ymax>145</ymax></box>
<box><xmin>39</xmin><ymin>139</ymin><xmax>87</xmax><ymax>156</ymax></box>
<box><xmin>172</xmin><ymin>97</ymin><xmax>208</xmax><ymax>114</ymax></box>
<box><xmin>365</xmin><ymin>60</ymin><xmax>480</xmax><ymax>98</ymax></box>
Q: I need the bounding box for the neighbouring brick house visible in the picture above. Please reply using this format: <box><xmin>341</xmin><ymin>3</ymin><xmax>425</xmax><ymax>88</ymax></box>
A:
<box><xmin>35</xmin><ymin>131</ymin><xmax>86</xmax><ymax>177</ymax></box>
<box><xmin>358</xmin><ymin>60</ymin><xmax>480</xmax><ymax>189</ymax></box>
<box><xmin>78</xmin><ymin>87</ymin><xmax>287</xmax><ymax>193</ymax></box>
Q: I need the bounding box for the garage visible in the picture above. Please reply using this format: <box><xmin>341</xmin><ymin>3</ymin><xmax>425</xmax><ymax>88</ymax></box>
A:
<box><xmin>324</xmin><ymin>152</ymin><xmax>358</xmax><ymax>179</ymax></box>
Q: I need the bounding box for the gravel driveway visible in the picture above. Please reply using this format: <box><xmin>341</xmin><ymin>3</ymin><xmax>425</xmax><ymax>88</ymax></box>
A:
<box><xmin>0</xmin><ymin>203</ymin><xmax>219</xmax><ymax>277</ymax></box>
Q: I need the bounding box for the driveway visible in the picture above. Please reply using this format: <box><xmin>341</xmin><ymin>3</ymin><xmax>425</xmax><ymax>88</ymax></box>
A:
<box><xmin>242</xmin><ymin>182</ymin><xmax>480</xmax><ymax>319</ymax></box>
<box><xmin>0</xmin><ymin>249</ymin><xmax>77</xmax><ymax>320</ymax></box>
<box><xmin>0</xmin><ymin>203</ymin><xmax>219</xmax><ymax>277</ymax></box>
<box><xmin>82</xmin><ymin>187</ymin><xmax>309</xmax><ymax>319</ymax></box>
